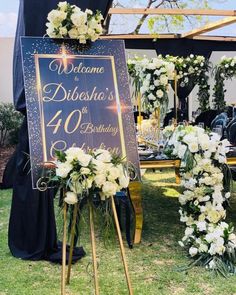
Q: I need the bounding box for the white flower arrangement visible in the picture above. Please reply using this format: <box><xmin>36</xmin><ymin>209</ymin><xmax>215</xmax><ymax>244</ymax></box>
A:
<box><xmin>127</xmin><ymin>55</ymin><xmax>175</xmax><ymax>114</ymax></box>
<box><xmin>127</xmin><ymin>54</ymin><xmax>211</xmax><ymax>116</ymax></box>
<box><xmin>46</xmin><ymin>2</ymin><xmax>103</xmax><ymax>43</ymax></box>
<box><xmin>166</xmin><ymin>54</ymin><xmax>211</xmax><ymax>112</ymax></box>
<box><xmin>164</xmin><ymin>125</ymin><xmax>236</xmax><ymax>275</ymax></box>
<box><xmin>213</xmin><ymin>55</ymin><xmax>236</xmax><ymax>110</ymax></box>
<box><xmin>53</xmin><ymin>147</ymin><xmax>129</xmax><ymax>204</ymax></box>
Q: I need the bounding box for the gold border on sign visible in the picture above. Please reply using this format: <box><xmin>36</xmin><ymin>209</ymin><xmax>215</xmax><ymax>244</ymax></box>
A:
<box><xmin>34</xmin><ymin>54</ymin><xmax>127</xmax><ymax>161</ymax></box>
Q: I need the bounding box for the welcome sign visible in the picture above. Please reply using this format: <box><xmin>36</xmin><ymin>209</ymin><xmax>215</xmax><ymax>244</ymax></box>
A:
<box><xmin>21</xmin><ymin>38</ymin><xmax>139</xmax><ymax>188</ymax></box>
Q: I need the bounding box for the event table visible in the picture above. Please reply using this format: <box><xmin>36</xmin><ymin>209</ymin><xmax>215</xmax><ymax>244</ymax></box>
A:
<box><xmin>129</xmin><ymin>156</ymin><xmax>236</xmax><ymax>244</ymax></box>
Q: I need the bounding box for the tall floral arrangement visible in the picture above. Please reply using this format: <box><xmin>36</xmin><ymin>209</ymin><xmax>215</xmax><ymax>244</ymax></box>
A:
<box><xmin>213</xmin><ymin>56</ymin><xmax>236</xmax><ymax>110</ymax></box>
<box><xmin>164</xmin><ymin>125</ymin><xmax>236</xmax><ymax>275</ymax></box>
<box><xmin>46</xmin><ymin>1</ymin><xmax>103</xmax><ymax>43</ymax></box>
<box><xmin>166</xmin><ymin>54</ymin><xmax>211</xmax><ymax>112</ymax></box>
<box><xmin>127</xmin><ymin>55</ymin><xmax>175</xmax><ymax>115</ymax></box>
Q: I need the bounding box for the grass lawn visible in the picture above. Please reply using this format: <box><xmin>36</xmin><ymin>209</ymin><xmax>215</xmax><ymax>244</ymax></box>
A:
<box><xmin>1</xmin><ymin>169</ymin><xmax>236</xmax><ymax>295</ymax></box>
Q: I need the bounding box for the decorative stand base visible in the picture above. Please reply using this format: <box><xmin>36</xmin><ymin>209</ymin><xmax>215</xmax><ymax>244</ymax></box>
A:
<box><xmin>61</xmin><ymin>196</ymin><xmax>133</xmax><ymax>295</ymax></box>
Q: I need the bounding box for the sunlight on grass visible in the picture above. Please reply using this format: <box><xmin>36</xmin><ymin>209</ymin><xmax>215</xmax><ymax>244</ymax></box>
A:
<box><xmin>162</xmin><ymin>187</ymin><xmax>180</xmax><ymax>198</ymax></box>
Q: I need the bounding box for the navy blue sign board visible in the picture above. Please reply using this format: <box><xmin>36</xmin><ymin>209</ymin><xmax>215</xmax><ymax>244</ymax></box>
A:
<box><xmin>21</xmin><ymin>38</ymin><xmax>140</xmax><ymax>188</ymax></box>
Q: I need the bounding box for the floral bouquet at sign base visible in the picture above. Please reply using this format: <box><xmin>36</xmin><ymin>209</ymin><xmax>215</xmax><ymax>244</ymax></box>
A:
<box><xmin>51</xmin><ymin>147</ymin><xmax>130</xmax><ymax>205</ymax></box>
<box><xmin>46</xmin><ymin>1</ymin><xmax>103</xmax><ymax>43</ymax></box>
<box><xmin>164</xmin><ymin>125</ymin><xmax>236</xmax><ymax>276</ymax></box>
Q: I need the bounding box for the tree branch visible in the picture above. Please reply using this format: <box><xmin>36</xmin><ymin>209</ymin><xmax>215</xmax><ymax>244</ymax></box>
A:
<box><xmin>132</xmin><ymin>0</ymin><xmax>165</xmax><ymax>34</ymax></box>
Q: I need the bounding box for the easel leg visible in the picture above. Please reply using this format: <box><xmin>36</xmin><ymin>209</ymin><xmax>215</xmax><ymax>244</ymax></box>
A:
<box><xmin>61</xmin><ymin>203</ymin><xmax>67</xmax><ymax>295</ymax></box>
<box><xmin>89</xmin><ymin>202</ymin><xmax>99</xmax><ymax>295</ymax></box>
<box><xmin>66</xmin><ymin>204</ymin><xmax>78</xmax><ymax>284</ymax></box>
<box><xmin>111</xmin><ymin>196</ymin><xmax>133</xmax><ymax>295</ymax></box>
<box><xmin>128</xmin><ymin>181</ymin><xmax>143</xmax><ymax>244</ymax></box>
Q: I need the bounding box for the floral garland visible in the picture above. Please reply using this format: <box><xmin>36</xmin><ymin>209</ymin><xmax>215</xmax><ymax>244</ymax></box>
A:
<box><xmin>166</xmin><ymin>54</ymin><xmax>211</xmax><ymax>112</ymax></box>
<box><xmin>127</xmin><ymin>55</ymin><xmax>175</xmax><ymax>115</ymax></box>
<box><xmin>164</xmin><ymin>125</ymin><xmax>236</xmax><ymax>275</ymax></box>
<box><xmin>52</xmin><ymin>148</ymin><xmax>130</xmax><ymax>204</ymax></box>
<box><xmin>213</xmin><ymin>56</ymin><xmax>236</xmax><ymax>110</ymax></box>
<box><xmin>46</xmin><ymin>1</ymin><xmax>103</xmax><ymax>43</ymax></box>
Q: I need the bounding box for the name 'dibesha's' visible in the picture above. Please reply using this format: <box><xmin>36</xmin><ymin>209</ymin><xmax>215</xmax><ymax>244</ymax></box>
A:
<box><xmin>49</xmin><ymin>59</ymin><xmax>105</xmax><ymax>75</ymax></box>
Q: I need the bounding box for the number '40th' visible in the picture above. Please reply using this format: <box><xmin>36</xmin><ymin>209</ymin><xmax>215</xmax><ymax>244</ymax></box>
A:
<box><xmin>47</xmin><ymin>108</ymin><xmax>87</xmax><ymax>134</ymax></box>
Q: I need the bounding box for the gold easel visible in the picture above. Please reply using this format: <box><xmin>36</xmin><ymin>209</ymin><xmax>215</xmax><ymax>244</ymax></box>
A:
<box><xmin>137</xmin><ymin>92</ymin><xmax>143</xmax><ymax>128</ymax></box>
<box><xmin>61</xmin><ymin>195</ymin><xmax>133</xmax><ymax>295</ymax></box>
<box><xmin>61</xmin><ymin>201</ymin><xmax>67</xmax><ymax>295</ymax></box>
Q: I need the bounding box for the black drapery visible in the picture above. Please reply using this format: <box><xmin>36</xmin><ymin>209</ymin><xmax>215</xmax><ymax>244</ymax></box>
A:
<box><xmin>124</xmin><ymin>38</ymin><xmax>236</xmax><ymax>53</ymax></box>
<box><xmin>8</xmin><ymin>0</ymin><xmax>113</xmax><ymax>262</ymax></box>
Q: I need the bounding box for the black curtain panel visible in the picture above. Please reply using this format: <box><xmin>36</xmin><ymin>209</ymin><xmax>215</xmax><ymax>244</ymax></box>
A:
<box><xmin>125</xmin><ymin>38</ymin><xmax>236</xmax><ymax>54</ymax></box>
<box><xmin>7</xmin><ymin>0</ymin><xmax>113</xmax><ymax>262</ymax></box>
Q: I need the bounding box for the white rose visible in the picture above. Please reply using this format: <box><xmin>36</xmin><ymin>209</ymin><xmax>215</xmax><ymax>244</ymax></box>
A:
<box><xmin>77</xmin><ymin>25</ymin><xmax>88</xmax><ymax>35</ymax></box>
<box><xmin>88</xmin><ymin>18</ymin><xmax>99</xmax><ymax>30</ymax></box>
<box><xmin>65</xmin><ymin>147</ymin><xmax>84</xmax><ymax>162</ymax></box>
<box><xmin>64</xmin><ymin>191</ymin><xmax>78</xmax><ymax>204</ymax></box>
<box><xmin>94</xmin><ymin>173</ymin><xmax>106</xmax><ymax>188</ymax></box>
<box><xmin>119</xmin><ymin>175</ymin><xmax>130</xmax><ymax>188</ymax></box>
<box><xmin>46</xmin><ymin>22</ymin><xmax>57</xmax><ymax>37</ymax></box>
<box><xmin>102</xmin><ymin>181</ymin><xmax>118</xmax><ymax>197</ymax></box>
<box><xmin>77</xmin><ymin>153</ymin><xmax>92</xmax><ymax>167</ymax></box>
<box><xmin>197</xmin><ymin>221</ymin><xmax>206</xmax><ymax>231</ymax></box>
<box><xmin>92</xmin><ymin>159</ymin><xmax>106</xmax><ymax>171</ymax></box>
<box><xmin>148</xmin><ymin>93</ymin><xmax>156</xmax><ymax>101</ymax></box>
<box><xmin>56</xmin><ymin>162</ymin><xmax>72</xmax><ymax>178</ymax></box>
<box><xmin>58</xmin><ymin>1</ymin><xmax>68</xmax><ymax>11</ymax></box>
<box><xmin>71</xmin><ymin>11</ymin><xmax>87</xmax><ymax>27</ymax></box>
<box><xmin>188</xmin><ymin>142</ymin><xmax>199</xmax><ymax>153</ymax></box>
<box><xmin>59</xmin><ymin>26</ymin><xmax>68</xmax><ymax>36</ymax></box>
<box><xmin>79</xmin><ymin>35</ymin><xmax>87</xmax><ymax>44</ymax></box>
<box><xmin>47</xmin><ymin>10</ymin><xmax>67</xmax><ymax>27</ymax></box>
<box><xmin>160</xmin><ymin>75</ymin><xmax>168</xmax><ymax>85</ymax></box>
<box><xmin>68</xmin><ymin>27</ymin><xmax>79</xmax><ymax>39</ymax></box>
<box><xmin>95</xmin><ymin>149</ymin><xmax>112</xmax><ymax>162</ymax></box>
<box><xmin>189</xmin><ymin>247</ymin><xmax>198</xmax><ymax>257</ymax></box>
<box><xmin>107</xmin><ymin>167</ymin><xmax>121</xmax><ymax>181</ymax></box>
<box><xmin>156</xmin><ymin>89</ymin><xmax>164</xmax><ymax>98</ymax></box>
<box><xmin>185</xmin><ymin>227</ymin><xmax>194</xmax><ymax>236</ymax></box>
